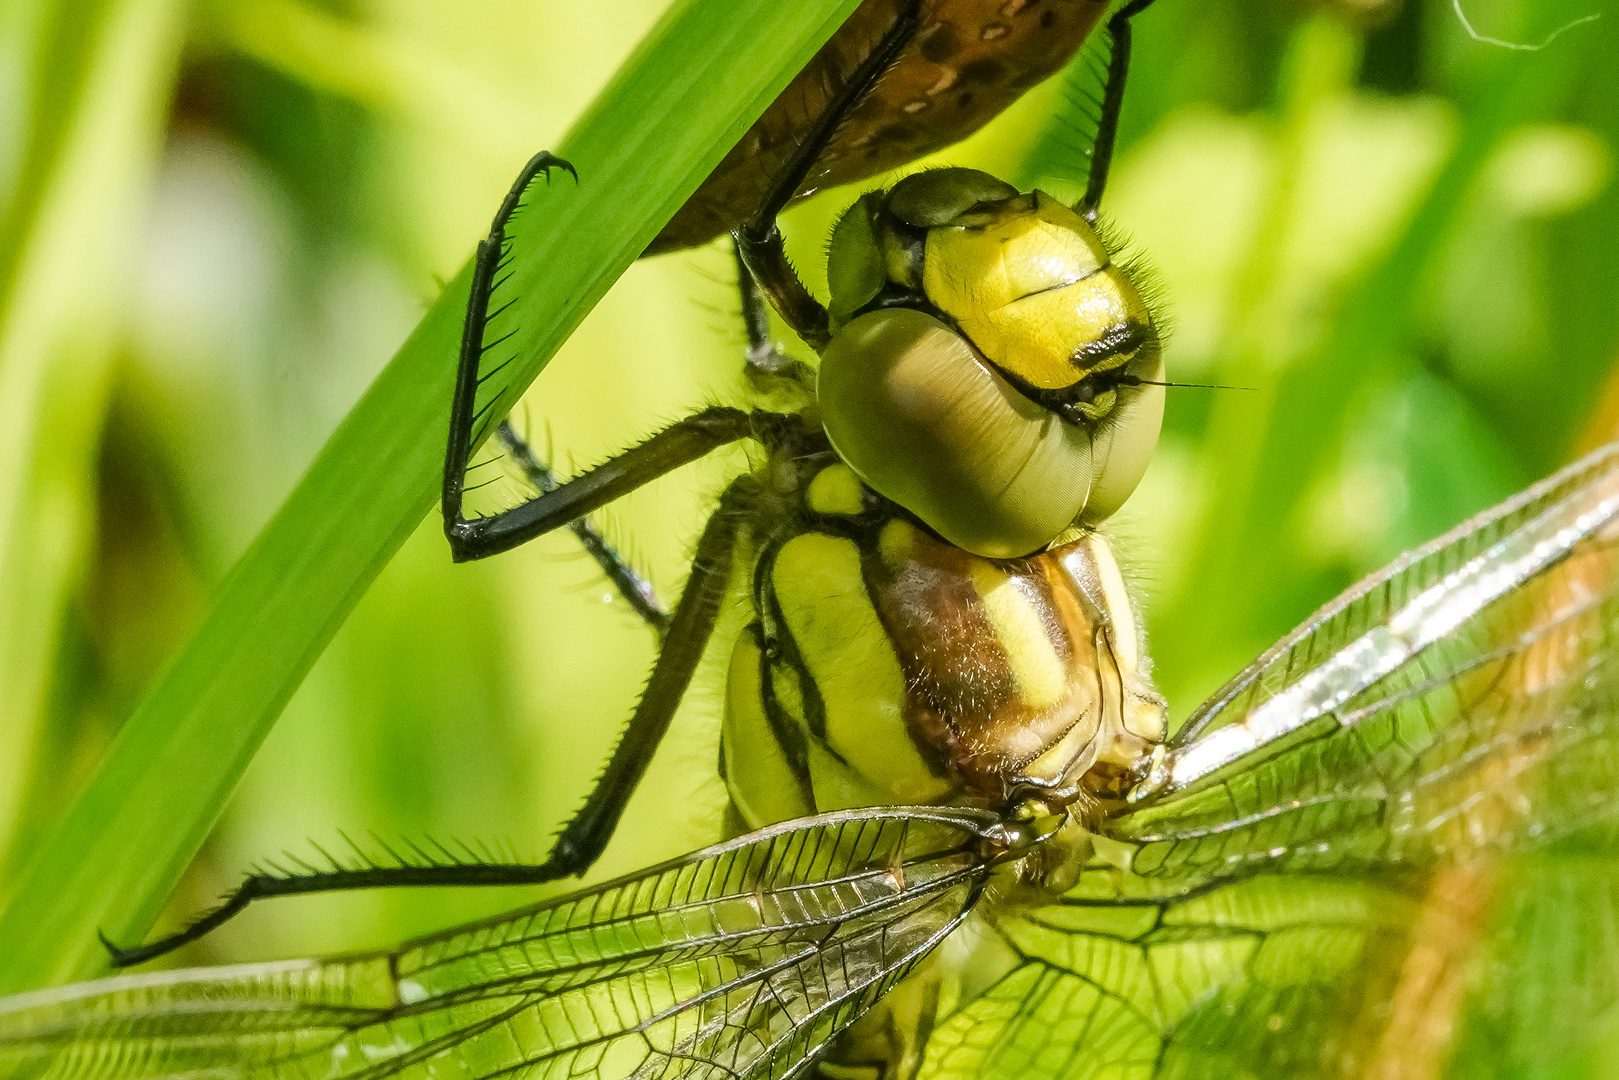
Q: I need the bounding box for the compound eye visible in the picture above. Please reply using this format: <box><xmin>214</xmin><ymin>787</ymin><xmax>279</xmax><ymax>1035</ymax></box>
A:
<box><xmin>826</xmin><ymin>194</ymin><xmax>886</xmax><ymax>331</ymax></box>
<box><xmin>817</xmin><ymin>309</ymin><xmax>1096</xmax><ymax>558</ymax></box>
<box><xmin>1078</xmin><ymin>355</ymin><xmax>1165</xmax><ymax>526</ymax></box>
<box><xmin>887</xmin><ymin>168</ymin><xmax>1019</xmax><ymax>228</ymax></box>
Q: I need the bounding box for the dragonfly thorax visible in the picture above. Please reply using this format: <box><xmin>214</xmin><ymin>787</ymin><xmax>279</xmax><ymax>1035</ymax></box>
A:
<box><xmin>817</xmin><ymin>168</ymin><xmax>1165</xmax><ymax>559</ymax></box>
<box><xmin>721</xmin><ymin>460</ymin><xmax>1167</xmax><ymax>832</ymax></box>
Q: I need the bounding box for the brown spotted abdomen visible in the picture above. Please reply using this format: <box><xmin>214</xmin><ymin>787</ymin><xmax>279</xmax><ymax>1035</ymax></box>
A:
<box><xmin>646</xmin><ymin>0</ymin><xmax>1109</xmax><ymax>254</ymax></box>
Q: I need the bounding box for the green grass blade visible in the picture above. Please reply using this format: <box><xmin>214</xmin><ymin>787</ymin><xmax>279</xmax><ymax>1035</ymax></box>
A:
<box><xmin>0</xmin><ymin>0</ymin><xmax>860</xmax><ymax>993</ymax></box>
<box><xmin>0</xmin><ymin>0</ymin><xmax>187</xmax><ymax>934</ymax></box>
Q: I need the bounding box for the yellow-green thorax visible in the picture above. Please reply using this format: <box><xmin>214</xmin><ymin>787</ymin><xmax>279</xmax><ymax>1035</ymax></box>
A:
<box><xmin>720</xmin><ymin>459</ymin><xmax>1166</xmax><ymax>833</ymax></box>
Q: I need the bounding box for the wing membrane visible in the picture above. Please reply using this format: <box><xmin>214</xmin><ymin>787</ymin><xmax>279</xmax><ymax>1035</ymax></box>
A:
<box><xmin>1120</xmin><ymin>440</ymin><xmax>1619</xmax><ymax>874</ymax></box>
<box><xmin>0</xmin><ymin>808</ymin><xmax>999</xmax><ymax>1080</ymax></box>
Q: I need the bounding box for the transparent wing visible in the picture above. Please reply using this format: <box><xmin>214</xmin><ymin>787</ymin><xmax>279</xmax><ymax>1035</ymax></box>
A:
<box><xmin>0</xmin><ymin>808</ymin><xmax>999</xmax><ymax>1080</ymax></box>
<box><xmin>920</xmin><ymin>835</ymin><xmax>1619</xmax><ymax>1078</ymax></box>
<box><xmin>1121</xmin><ymin>438</ymin><xmax>1619</xmax><ymax>876</ymax></box>
<box><xmin>915</xmin><ymin>443</ymin><xmax>1619</xmax><ymax>1079</ymax></box>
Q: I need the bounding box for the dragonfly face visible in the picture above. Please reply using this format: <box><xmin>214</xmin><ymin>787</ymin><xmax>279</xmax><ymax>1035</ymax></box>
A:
<box><xmin>820</xmin><ymin>168</ymin><xmax>1165</xmax><ymax>557</ymax></box>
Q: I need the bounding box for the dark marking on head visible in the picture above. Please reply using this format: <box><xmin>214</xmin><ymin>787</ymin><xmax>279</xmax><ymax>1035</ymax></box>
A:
<box><xmin>1070</xmin><ymin>321</ymin><xmax>1153</xmax><ymax>371</ymax></box>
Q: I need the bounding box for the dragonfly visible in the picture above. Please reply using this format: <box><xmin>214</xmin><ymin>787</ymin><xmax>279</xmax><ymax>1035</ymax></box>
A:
<box><xmin>5</xmin><ymin>1</ymin><xmax>1619</xmax><ymax>1078</ymax></box>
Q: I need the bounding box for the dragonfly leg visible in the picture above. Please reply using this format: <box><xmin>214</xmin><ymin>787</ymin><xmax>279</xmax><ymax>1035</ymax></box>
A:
<box><xmin>735</xmin><ymin>239</ymin><xmax>814</xmax><ymax>392</ymax></box>
<box><xmin>1077</xmin><ymin>0</ymin><xmax>1161</xmax><ymax>219</ymax></box>
<box><xmin>105</xmin><ymin>477</ymin><xmax>757</xmax><ymax>969</ymax></box>
<box><xmin>445</xmin><ymin>155</ymin><xmax>799</xmax><ymax>563</ymax></box>
<box><xmin>446</xmin><ymin>402</ymin><xmax>797</xmax><ymax>562</ymax></box>
<box><xmin>527</xmin><ymin>474</ymin><xmax>755</xmax><ymax>875</ymax></box>
<box><xmin>443</xmin><ymin>151</ymin><xmax>574</xmax><ymax>513</ymax></box>
<box><xmin>495</xmin><ymin>420</ymin><xmax>672</xmax><ymax>638</ymax></box>
<box><xmin>733</xmin><ymin>0</ymin><xmax>925</xmax><ymax>353</ymax></box>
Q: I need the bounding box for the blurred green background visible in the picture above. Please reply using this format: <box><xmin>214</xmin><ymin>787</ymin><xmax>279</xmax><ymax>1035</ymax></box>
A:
<box><xmin>0</xmin><ymin>0</ymin><xmax>1616</xmax><ymax>1064</ymax></box>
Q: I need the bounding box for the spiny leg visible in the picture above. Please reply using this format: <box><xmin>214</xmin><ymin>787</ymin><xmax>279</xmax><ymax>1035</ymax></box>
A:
<box><xmin>735</xmin><ymin>239</ymin><xmax>814</xmax><ymax>393</ymax></box>
<box><xmin>734</xmin><ymin>0</ymin><xmax>925</xmax><ymax>352</ymax></box>
<box><xmin>736</xmin><ymin>238</ymin><xmax>789</xmax><ymax>376</ymax></box>
<box><xmin>443</xmin><ymin>153</ymin><xmax>798</xmax><ymax>561</ymax></box>
<box><xmin>496</xmin><ymin>420</ymin><xmax>672</xmax><ymax>637</ymax></box>
<box><xmin>112</xmin><ymin>382</ymin><xmax>801</xmax><ymax>961</ymax></box>
<box><xmin>469</xmin><ymin>245</ymin><xmax>815</xmax><ymax>630</ymax></box>
<box><xmin>443</xmin><ymin>151</ymin><xmax>575</xmax><ymax>544</ymax></box>
<box><xmin>105</xmin><ymin>477</ymin><xmax>758</xmax><ymax>969</ymax></box>
<box><xmin>1077</xmin><ymin>0</ymin><xmax>1161</xmax><ymax>220</ymax></box>
<box><xmin>449</xmin><ymin>405</ymin><xmax>793</xmax><ymax>561</ymax></box>
<box><xmin>538</xmin><ymin>475</ymin><xmax>756</xmax><ymax>875</ymax></box>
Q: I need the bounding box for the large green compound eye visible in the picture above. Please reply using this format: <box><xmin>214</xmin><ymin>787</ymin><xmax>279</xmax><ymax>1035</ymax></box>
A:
<box><xmin>819</xmin><ymin>308</ymin><xmax>1123</xmax><ymax>559</ymax></box>
<box><xmin>826</xmin><ymin>194</ymin><xmax>886</xmax><ymax>331</ymax></box>
<box><xmin>1076</xmin><ymin>349</ymin><xmax>1165</xmax><ymax>526</ymax></box>
<box><xmin>886</xmin><ymin>168</ymin><xmax>1018</xmax><ymax>228</ymax></box>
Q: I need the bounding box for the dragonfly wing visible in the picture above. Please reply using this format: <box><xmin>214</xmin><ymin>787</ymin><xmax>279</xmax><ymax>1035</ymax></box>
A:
<box><xmin>915</xmin><ymin>443</ymin><xmax>1619</xmax><ymax>1079</ymax></box>
<box><xmin>923</xmin><ymin>842</ymin><xmax>1619</xmax><ymax>1077</ymax></box>
<box><xmin>1119</xmin><ymin>438</ymin><xmax>1619</xmax><ymax>880</ymax></box>
<box><xmin>916</xmin><ymin>863</ymin><xmax>1423</xmax><ymax>1079</ymax></box>
<box><xmin>0</xmin><ymin>808</ymin><xmax>999</xmax><ymax>1080</ymax></box>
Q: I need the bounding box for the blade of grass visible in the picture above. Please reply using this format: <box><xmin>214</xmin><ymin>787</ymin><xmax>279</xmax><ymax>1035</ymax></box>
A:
<box><xmin>0</xmin><ymin>0</ymin><xmax>186</xmax><ymax>907</ymax></box>
<box><xmin>0</xmin><ymin>0</ymin><xmax>861</xmax><ymax>993</ymax></box>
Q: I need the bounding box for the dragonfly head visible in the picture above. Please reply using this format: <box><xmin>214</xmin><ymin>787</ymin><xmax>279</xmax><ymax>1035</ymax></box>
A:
<box><xmin>817</xmin><ymin>168</ymin><xmax>1165</xmax><ymax>559</ymax></box>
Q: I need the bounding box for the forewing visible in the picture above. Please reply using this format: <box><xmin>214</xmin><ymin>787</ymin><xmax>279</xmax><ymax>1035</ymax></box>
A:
<box><xmin>915</xmin><ymin>444</ymin><xmax>1619</xmax><ymax>1079</ymax></box>
<box><xmin>0</xmin><ymin>808</ymin><xmax>997</xmax><ymax>1080</ymax></box>
<box><xmin>1119</xmin><ymin>439</ymin><xmax>1619</xmax><ymax>881</ymax></box>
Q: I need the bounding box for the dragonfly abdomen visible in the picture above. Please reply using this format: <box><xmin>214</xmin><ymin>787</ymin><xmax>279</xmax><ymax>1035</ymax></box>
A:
<box><xmin>645</xmin><ymin>0</ymin><xmax>1111</xmax><ymax>254</ymax></box>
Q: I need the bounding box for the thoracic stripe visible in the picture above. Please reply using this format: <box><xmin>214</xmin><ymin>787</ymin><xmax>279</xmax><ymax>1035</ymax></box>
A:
<box><xmin>772</xmin><ymin>533</ymin><xmax>951</xmax><ymax>806</ymax></box>
<box><xmin>722</xmin><ymin>624</ymin><xmax>814</xmax><ymax>827</ymax></box>
<box><xmin>968</xmin><ymin>559</ymin><xmax>1072</xmax><ymax>712</ymax></box>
